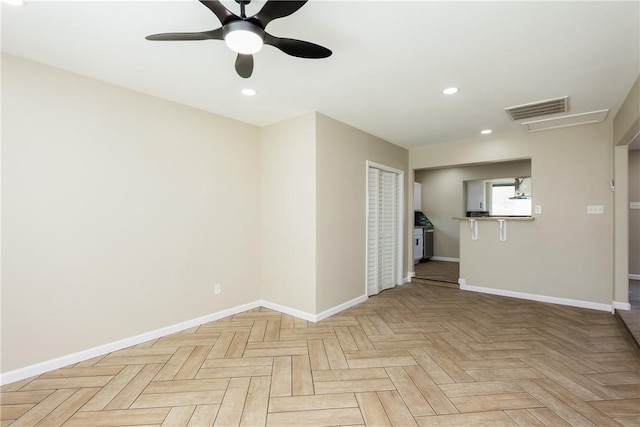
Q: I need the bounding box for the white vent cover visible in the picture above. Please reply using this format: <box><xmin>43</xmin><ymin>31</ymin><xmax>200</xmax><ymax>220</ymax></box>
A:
<box><xmin>505</xmin><ymin>96</ymin><xmax>569</xmax><ymax>121</ymax></box>
<box><xmin>522</xmin><ymin>109</ymin><xmax>609</xmax><ymax>132</ymax></box>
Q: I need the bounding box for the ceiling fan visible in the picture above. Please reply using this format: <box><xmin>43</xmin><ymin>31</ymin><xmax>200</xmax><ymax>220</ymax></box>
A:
<box><xmin>145</xmin><ymin>0</ymin><xmax>332</xmax><ymax>78</ymax></box>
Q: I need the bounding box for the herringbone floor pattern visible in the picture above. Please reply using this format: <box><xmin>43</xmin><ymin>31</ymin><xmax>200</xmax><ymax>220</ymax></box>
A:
<box><xmin>2</xmin><ymin>283</ymin><xmax>639</xmax><ymax>426</ymax></box>
<box><xmin>413</xmin><ymin>261</ymin><xmax>459</xmax><ymax>284</ymax></box>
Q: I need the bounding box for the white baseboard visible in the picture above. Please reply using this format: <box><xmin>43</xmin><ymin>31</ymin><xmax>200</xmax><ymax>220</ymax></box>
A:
<box><xmin>315</xmin><ymin>294</ymin><xmax>369</xmax><ymax>322</ymax></box>
<box><xmin>1</xmin><ymin>294</ymin><xmax>370</xmax><ymax>386</ymax></box>
<box><xmin>629</xmin><ymin>274</ymin><xmax>640</xmax><ymax>280</ymax></box>
<box><xmin>613</xmin><ymin>301</ymin><xmax>631</xmax><ymax>311</ymax></box>
<box><xmin>258</xmin><ymin>300</ymin><xmax>316</xmax><ymax>322</ymax></box>
<box><xmin>431</xmin><ymin>256</ymin><xmax>460</xmax><ymax>262</ymax></box>
<box><xmin>404</xmin><ymin>272</ymin><xmax>415</xmax><ymax>284</ymax></box>
<box><xmin>458</xmin><ymin>279</ymin><xmax>612</xmax><ymax>312</ymax></box>
<box><xmin>0</xmin><ymin>300</ymin><xmax>262</xmax><ymax>386</ymax></box>
<box><xmin>260</xmin><ymin>294</ymin><xmax>368</xmax><ymax>323</ymax></box>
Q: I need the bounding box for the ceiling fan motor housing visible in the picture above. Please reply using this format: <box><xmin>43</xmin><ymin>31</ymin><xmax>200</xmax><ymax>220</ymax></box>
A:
<box><xmin>222</xmin><ymin>20</ymin><xmax>266</xmax><ymax>54</ymax></box>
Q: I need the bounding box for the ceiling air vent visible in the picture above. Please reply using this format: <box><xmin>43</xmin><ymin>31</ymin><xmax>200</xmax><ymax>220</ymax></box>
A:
<box><xmin>522</xmin><ymin>109</ymin><xmax>609</xmax><ymax>132</ymax></box>
<box><xmin>505</xmin><ymin>96</ymin><xmax>569</xmax><ymax>121</ymax></box>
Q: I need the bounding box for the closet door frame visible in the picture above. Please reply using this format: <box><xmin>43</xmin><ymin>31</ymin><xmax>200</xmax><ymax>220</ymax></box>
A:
<box><xmin>365</xmin><ymin>161</ymin><xmax>404</xmax><ymax>296</ymax></box>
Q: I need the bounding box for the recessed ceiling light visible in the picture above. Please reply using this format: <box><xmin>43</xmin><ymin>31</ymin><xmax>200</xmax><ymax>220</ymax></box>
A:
<box><xmin>241</xmin><ymin>88</ymin><xmax>256</xmax><ymax>96</ymax></box>
<box><xmin>481</xmin><ymin>129</ymin><xmax>492</xmax><ymax>135</ymax></box>
<box><xmin>442</xmin><ymin>87</ymin><xmax>459</xmax><ymax>95</ymax></box>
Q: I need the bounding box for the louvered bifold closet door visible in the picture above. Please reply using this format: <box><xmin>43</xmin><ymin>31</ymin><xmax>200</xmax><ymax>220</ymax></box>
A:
<box><xmin>367</xmin><ymin>168</ymin><xmax>380</xmax><ymax>296</ymax></box>
<box><xmin>379</xmin><ymin>170</ymin><xmax>398</xmax><ymax>291</ymax></box>
<box><xmin>367</xmin><ymin>167</ymin><xmax>399</xmax><ymax>296</ymax></box>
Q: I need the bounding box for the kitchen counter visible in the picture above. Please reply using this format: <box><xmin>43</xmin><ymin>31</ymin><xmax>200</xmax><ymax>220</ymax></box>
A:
<box><xmin>453</xmin><ymin>216</ymin><xmax>534</xmax><ymax>221</ymax></box>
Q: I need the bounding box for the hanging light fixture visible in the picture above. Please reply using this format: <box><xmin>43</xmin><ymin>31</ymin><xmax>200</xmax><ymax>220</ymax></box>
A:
<box><xmin>221</xmin><ymin>1</ymin><xmax>264</xmax><ymax>55</ymax></box>
<box><xmin>223</xmin><ymin>20</ymin><xmax>265</xmax><ymax>54</ymax></box>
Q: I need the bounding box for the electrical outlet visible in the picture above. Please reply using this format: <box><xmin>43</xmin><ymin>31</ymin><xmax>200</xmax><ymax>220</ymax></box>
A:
<box><xmin>534</xmin><ymin>205</ymin><xmax>542</xmax><ymax>215</ymax></box>
<box><xmin>214</xmin><ymin>284</ymin><xmax>221</xmax><ymax>295</ymax></box>
<box><xmin>587</xmin><ymin>205</ymin><xmax>604</xmax><ymax>214</ymax></box>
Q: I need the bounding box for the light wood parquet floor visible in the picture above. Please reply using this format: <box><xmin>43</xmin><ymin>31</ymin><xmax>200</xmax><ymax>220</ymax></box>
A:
<box><xmin>618</xmin><ymin>280</ymin><xmax>640</xmax><ymax>345</ymax></box>
<box><xmin>413</xmin><ymin>261</ymin><xmax>459</xmax><ymax>284</ymax></box>
<box><xmin>2</xmin><ymin>283</ymin><xmax>640</xmax><ymax>426</ymax></box>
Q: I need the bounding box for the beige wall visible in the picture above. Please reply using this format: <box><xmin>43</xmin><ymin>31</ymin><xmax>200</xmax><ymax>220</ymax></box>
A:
<box><xmin>414</xmin><ymin>160</ymin><xmax>530</xmax><ymax>259</ymax></box>
<box><xmin>410</xmin><ymin>123</ymin><xmax>615</xmax><ymax>305</ymax></box>
<box><xmin>260</xmin><ymin>114</ymin><xmax>317</xmax><ymax>314</ymax></box>
<box><xmin>2</xmin><ymin>54</ymin><xmax>261</xmax><ymax>372</ymax></box>
<box><xmin>614</xmin><ymin>76</ymin><xmax>640</xmax><ymax>147</ymax></box>
<box><xmin>260</xmin><ymin>112</ymin><xmax>410</xmax><ymax>315</ymax></box>
<box><xmin>630</xmin><ymin>150</ymin><xmax>640</xmax><ymax>275</ymax></box>
<box><xmin>1</xmin><ymin>57</ymin><xmax>410</xmax><ymax>376</ymax></box>
<box><xmin>315</xmin><ymin>114</ymin><xmax>408</xmax><ymax>312</ymax></box>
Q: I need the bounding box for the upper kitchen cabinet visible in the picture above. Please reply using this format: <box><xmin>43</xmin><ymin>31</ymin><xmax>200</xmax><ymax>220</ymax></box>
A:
<box><xmin>466</xmin><ymin>180</ymin><xmax>486</xmax><ymax>211</ymax></box>
<box><xmin>413</xmin><ymin>182</ymin><xmax>422</xmax><ymax>211</ymax></box>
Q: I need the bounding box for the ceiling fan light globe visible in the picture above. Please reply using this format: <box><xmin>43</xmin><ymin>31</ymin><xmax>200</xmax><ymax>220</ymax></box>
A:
<box><xmin>223</xmin><ymin>21</ymin><xmax>265</xmax><ymax>54</ymax></box>
<box><xmin>225</xmin><ymin>30</ymin><xmax>263</xmax><ymax>54</ymax></box>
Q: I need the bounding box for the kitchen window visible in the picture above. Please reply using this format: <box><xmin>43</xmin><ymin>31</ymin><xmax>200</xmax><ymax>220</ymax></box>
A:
<box><xmin>491</xmin><ymin>184</ymin><xmax>532</xmax><ymax>216</ymax></box>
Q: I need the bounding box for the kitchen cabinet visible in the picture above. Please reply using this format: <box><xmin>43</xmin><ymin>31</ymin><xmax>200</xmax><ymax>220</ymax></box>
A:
<box><xmin>413</xmin><ymin>228</ymin><xmax>424</xmax><ymax>263</ymax></box>
<box><xmin>466</xmin><ymin>180</ymin><xmax>486</xmax><ymax>211</ymax></box>
<box><xmin>413</xmin><ymin>182</ymin><xmax>422</xmax><ymax>211</ymax></box>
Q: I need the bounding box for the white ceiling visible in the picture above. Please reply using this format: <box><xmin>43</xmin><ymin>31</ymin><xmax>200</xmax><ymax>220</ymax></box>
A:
<box><xmin>2</xmin><ymin>0</ymin><xmax>639</xmax><ymax>149</ymax></box>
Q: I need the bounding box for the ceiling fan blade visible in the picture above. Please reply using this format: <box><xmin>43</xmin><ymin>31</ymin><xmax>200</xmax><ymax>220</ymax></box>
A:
<box><xmin>254</xmin><ymin>1</ymin><xmax>307</xmax><ymax>26</ymax></box>
<box><xmin>146</xmin><ymin>28</ymin><xmax>223</xmax><ymax>41</ymax></box>
<box><xmin>264</xmin><ymin>34</ymin><xmax>332</xmax><ymax>58</ymax></box>
<box><xmin>199</xmin><ymin>0</ymin><xmax>236</xmax><ymax>24</ymax></box>
<box><xmin>235</xmin><ymin>54</ymin><xmax>254</xmax><ymax>78</ymax></box>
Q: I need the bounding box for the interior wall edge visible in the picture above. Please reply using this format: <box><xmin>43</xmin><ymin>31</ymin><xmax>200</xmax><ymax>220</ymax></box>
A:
<box><xmin>613</xmin><ymin>74</ymin><xmax>640</xmax><ymax>146</ymax></box>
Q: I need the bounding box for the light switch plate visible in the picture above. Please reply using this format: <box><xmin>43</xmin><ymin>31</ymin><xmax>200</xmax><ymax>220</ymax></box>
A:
<box><xmin>631</xmin><ymin>202</ymin><xmax>640</xmax><ymax>210</ymax></box>
<box><xmin>587</xmin><ymin>205</ymin><xmax>604</xmax><ymax>214</ymax></box>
